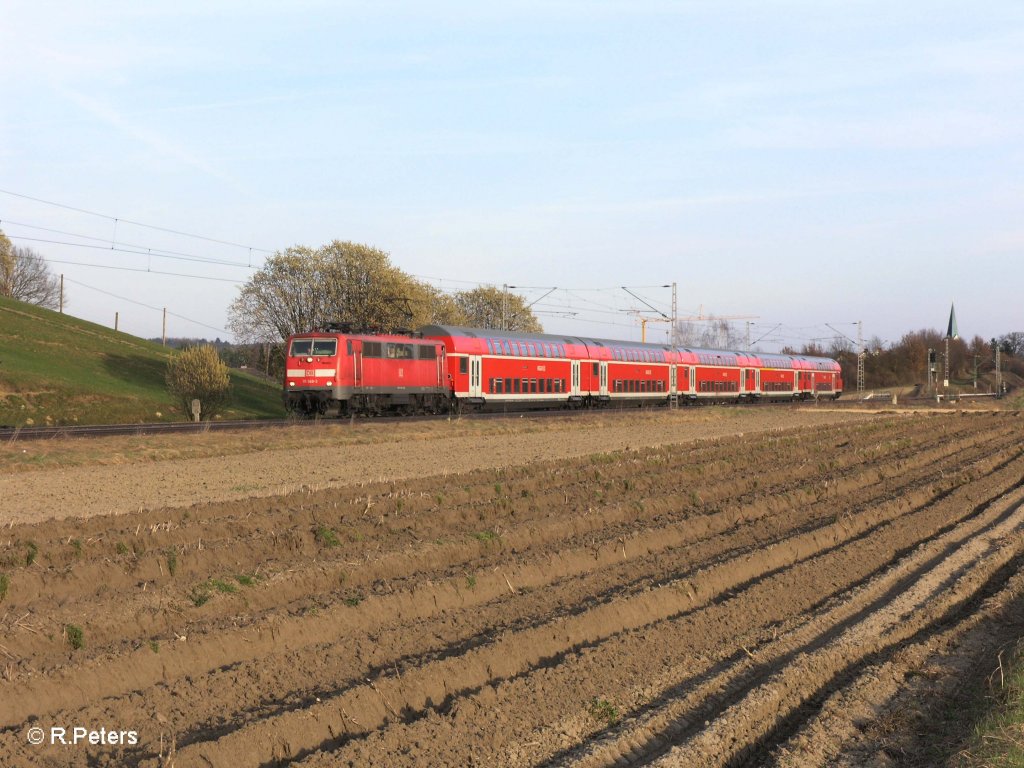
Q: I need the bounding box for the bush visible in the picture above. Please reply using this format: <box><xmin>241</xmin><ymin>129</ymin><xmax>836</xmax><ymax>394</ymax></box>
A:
<box><xmin>166</xmin><ymin>345</ymin><xmax>231</xmax><ymax>420</ymax></box>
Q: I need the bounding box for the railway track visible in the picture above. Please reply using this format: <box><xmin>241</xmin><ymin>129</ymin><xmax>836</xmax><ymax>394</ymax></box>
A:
<box><xmin>0</xmin><ymin>396</ymin><xmax>903</xmax><ymax>443</ymax></box>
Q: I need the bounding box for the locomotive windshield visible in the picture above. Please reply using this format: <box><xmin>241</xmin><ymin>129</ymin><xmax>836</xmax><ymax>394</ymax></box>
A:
<box><xmin>289</xmin><ymin>339</ymin><xmax>337</xmax><ymax>357</ymax></box>
<box><xmin>311</xmin><ymin>339</ymin><xmax>337</xmax><ymax>356</ymax></box>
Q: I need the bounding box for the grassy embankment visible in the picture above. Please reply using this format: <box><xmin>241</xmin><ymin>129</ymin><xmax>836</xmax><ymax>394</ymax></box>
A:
<box><xmin>0</xmin><ymin>296</ymin><xmax>282</xmax><ymax>426</ymax></box>
<box><xmin>956</xmin><ymin>638</ymin><xmax>1024</xmax><ymax>767</ymax></box>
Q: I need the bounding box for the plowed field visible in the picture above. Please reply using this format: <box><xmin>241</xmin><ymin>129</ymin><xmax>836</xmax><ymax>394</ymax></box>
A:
<box><xmin>2</xmin><ymin>409</ymin><xmax>1023</xmax><ymax>767</ymax></box>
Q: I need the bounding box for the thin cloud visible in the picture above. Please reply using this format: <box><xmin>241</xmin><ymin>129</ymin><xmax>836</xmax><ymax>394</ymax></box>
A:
<box><xmin>59</xmin><ymin>88</ymin><xmax>252</xmax><ymax>196</ymax></box>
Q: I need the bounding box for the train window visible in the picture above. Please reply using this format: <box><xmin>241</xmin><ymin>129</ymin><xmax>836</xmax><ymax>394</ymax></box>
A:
<box><xmin>346</xmin><ymin>340</ymin><xmax>353</xmax><ymax>354</ymax></box>
<box><xmin>545</xmin><ymin>378</ymin><xmax>552</xmax><ymax>393</ymax></box>
<box><xmin>387</xmin><ymin>344</ymin><xmax>413</xmax><ymax>359</ymax></box>
<box><xmin>502</xmin><ymin>340</ymin><xmax>512</xmax><ymax>355</ymax></box>
<box><xmin>496</xmin><ymin>378</ymin><xmax>504</xmax><ymax>393</ymax></box>
<box><xmin>505</xmin><ymin>377</ymin><xmax>512</xmax><ymax>392</ymax></box>
<box><xmin>290</xmin><ymin>339</ymin><xmax>313</xmax><ymax>356</ymax></box>
<box><xmin>459</xmin><ymin>357</ymin><xmax>468</xmax><ymax>374</ymax></box>
<box><xmin>592</xmin><ymin>363</ymin><xmax>599</xmax><ymax>376</ymax></box>
<box><xmin>488</xmin><ymin>378</ymin><xmax>494</xmax><ymax>392</ymax></box>
<box><xmin>523</xmin><ymin>378</ymin><xmax>530</xmax><ymax>393</ymax></box>
<box><xmin>530</xmin><ymin>379</ymin><xmax>538</xmax><ymax>393</ymax></box>
<box><xmin>486</xmin><ymin>339</ymin><xmax>494</xmax><ymax>354</ymax></box>
<box><xmin>417</xmin><ymin>345</ymin><xmax>437</xmax><ymax>360</ymax></box>
<box><xmin>362</xmin><ymin>342</ymin><xmax>382</xmax><ymax>358</ymax></box>
<box><xmin>513</xmin><ymin>378</ymin><xmax>521</xmax><ymax>393</ymax></box>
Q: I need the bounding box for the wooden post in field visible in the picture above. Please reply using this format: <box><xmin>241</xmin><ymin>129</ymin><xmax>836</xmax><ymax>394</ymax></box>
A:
<box><xmin>114</xmin><ymin>312</ymin><xmax>119</xmax><ymax>331</ymax></box>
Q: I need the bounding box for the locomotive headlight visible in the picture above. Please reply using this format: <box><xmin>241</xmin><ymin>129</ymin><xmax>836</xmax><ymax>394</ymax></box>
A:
<box><xmin>289</xmin><ymin>381</ymin><xmax>295</xmax><ymax>387</ymax></box>
<box><xmin>327</xmin><ymin>381</ymin><xmax>333</xmax><ymax>386</ymax></box>
<box><xmin>306</xmin><ymin>356</ymin><xmax>313</xmax><ymax>363</ymax></box>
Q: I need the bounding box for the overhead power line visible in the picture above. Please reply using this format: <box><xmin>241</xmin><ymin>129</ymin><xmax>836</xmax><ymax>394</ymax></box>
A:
<box><xmin>0</xmin><ymin>188</ymin><xmax>274</xmax><ymax>253</ymax></box>
<box><xmin>40</xmin><ymin>255</ymin><xmax>244</xmax><ymax>284</ymax></box>
<box><xmin>2</xmin><ymin>220</ymin><xmax>257</xmax><ymax>268</ymax></box>
<box><xmin>64</xmin><ymin>277</ymin><xmax>230</xmax><ymax>335</ymax></box>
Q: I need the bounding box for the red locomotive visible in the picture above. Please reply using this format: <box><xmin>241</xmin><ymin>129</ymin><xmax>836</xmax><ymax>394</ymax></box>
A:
<box><xmin>284</xmin><ymin>324</ymin><xmax>843</xmax><ymax>416</ymax></box>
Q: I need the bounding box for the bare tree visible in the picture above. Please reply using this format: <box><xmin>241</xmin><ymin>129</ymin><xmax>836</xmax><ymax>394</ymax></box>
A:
<box><xmin>0</xmin><ymin>231</ymin><xmax>61</xmax><ymax>309</ymax></box>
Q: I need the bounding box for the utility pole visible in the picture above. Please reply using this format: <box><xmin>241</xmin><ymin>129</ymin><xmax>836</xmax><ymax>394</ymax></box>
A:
<box><xmin>59</xmin><ymin>274</ymin><xmax>64</xmax><ymax>314</ymax></box>
<box><xmin>671</xmin><ymin>282</ymin><xmax>678</xmax><ymax>345</ymax></box>
<box><xmin>114</xmin><ymin>312</ymin><xmax>119</xmax><ymax>332</ymax></box>
<box><xmin>943</xmin><ymin>337</ymin><xmax>949</xmax><ymax>389</ymax></box>
<box><xmin>162</xmin><ymin>307</ymin><xmax>167</xmax><ymax>346</ymax></box>
<box><xmin>996</xmin><ymin>345</ymin><xmax>1002</xmax><ymax>396</ymax></box>
<box><xmin>745</xmin><ymin>321</ymin><xmax>751</xmax><ymax>350</ymax></box>
<box><xmin>857</xmin><ymin>320</ymin><xmax>865</xmax><ymax>396</ymax></box>
<box><xmin>826</xmin><ymin>321</ymin><xmax>865</xmax><ymax>396</ymax></box>
<box><xmin>973</xmin><ymin>355</ymin><xmax>979</xmax><ymax>390</ymax></box>
<box><xmin>501</xmin><ymin>284</ymin><xmax>508</xmax><ymax>331</ymax></box>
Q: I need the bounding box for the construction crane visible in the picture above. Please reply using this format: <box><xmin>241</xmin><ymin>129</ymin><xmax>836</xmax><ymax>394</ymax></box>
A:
<box><xmin>624</xmin><ymin>311</ymin><xmax>673</xmax><ymax>343</ymax></box>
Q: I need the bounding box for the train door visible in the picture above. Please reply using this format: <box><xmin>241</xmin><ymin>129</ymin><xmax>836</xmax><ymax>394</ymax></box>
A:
<box><xmin>469</xmin><ymin>355</ymin><xmax>483</xmax><ymax>398</ymax></box>
<box><xmin>599</xmin><ymin>362</ymin><xmax>608</xmax><ymax>396</ymax></box>
<box><xmin>689</xmin><ymin>366</ymin><xmax>696</xmax><ymax>392</ymax></box>
<box><xmin>754</xmin><ymin>369</ymin><xmax>760</xmax><ymax>394</ymax></box>
<box><xmin>743</xmin><ymin>368</ymin><xmax>756</xmax><ymax>394</ymax></box>
<box><xmin>570</xmin><ymin>360</ymin><xmax>581</xmax><ymax>396</ymax></box>
<box><xmin>353</xmin><ymin>343</ymin><xmax>363</xmax><ymax>388</ymax></box>
<box><xmin>669</xmin><ymin>365</ymin><xmax>677</xmax><ymax>394</ymax></box>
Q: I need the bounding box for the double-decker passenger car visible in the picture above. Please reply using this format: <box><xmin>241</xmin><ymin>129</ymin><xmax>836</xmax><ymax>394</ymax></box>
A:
<box><xmin>420</xmin><ymin>325</ymin><xmax>842</xmax><ymax>410</ymax></box>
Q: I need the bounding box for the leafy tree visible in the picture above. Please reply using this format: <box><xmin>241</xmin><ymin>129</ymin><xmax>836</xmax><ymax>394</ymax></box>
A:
<box><xmin>230</xmin><ymin>241</ymin><xmax>465</xmax><ymax>342</ymax></box>
<box><xmin>165</xmin><ymin>345</ymin><xmax>231</xmax><ymax>420</ymax></box>
<box><xmin>0</xmin><ymin>231</ymin><xmax>61</xmax><ymax>309</ymax></box>
<box><xmin>228</xmin><ymin>241</ymin><xmax>542</xmax><ymax>342</ymax></box>
<box><xmin>451</xmin><ymin>286</ymin><xmax>542</xmax><ymax>331</ymax></box>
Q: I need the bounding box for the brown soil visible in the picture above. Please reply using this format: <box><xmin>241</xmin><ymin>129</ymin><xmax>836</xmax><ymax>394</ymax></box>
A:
<box><xmin>0</xmin><ymin>408</ymin><xmax>1022</xmax><ymax>767</ymax></box>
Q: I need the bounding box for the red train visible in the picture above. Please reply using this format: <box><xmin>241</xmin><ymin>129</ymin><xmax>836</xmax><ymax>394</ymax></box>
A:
<box><xmin>284</xmin><ymin>324</ymin><xmax>843</xmax><ymax>416</ymax></box>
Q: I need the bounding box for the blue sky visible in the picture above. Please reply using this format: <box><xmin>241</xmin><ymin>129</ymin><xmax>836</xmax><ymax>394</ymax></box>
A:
<box><xmin>1</xmin><ymin>1</ymin><xmax>1021</xmax><ymax>350</ymax></box>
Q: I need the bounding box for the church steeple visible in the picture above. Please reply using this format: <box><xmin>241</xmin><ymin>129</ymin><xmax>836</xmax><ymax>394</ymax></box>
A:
<box><xmin>946</xmin><ymin>303</ymin><xmax>958</xmax><ymax>340</ymax></box>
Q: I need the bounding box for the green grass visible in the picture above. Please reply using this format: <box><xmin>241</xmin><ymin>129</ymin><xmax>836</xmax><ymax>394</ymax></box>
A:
<box><xmin>189</xmin><ymin>575</ymin><xmax>254</xmax><ymax>607</ymax></box>
<box><xmin>958</xmin><ymin>645</ymin><xmax>1024</xmax><ymax>767</ymax></box>
<box><xmin>588</xmin><ymin>698</ymin><xmax>620</xmax><ymax>727</ymax></box>
<box><xmin>65</xmin><ymin>624</ymin><xmax>84</xmax><ymax>650</ymax></box>
<box><xmin>472</xmin><ymin>529</ymin><xmax>500</xmax><ymax>543</ymax></box>
<box><xmin>0</xmin><ymin>295</ymin><xmax>283</xmax><ymax>426</ymax></box>
<box><xmin>314</xmin><ymin>525</ymin><xmax>341</xmax><ymax>548</ymax></box>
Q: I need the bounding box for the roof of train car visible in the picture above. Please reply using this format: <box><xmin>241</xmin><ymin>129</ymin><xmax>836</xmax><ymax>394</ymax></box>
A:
<box><xmin>419</xmin><ymin>325</ymin><xmax>840</xmax><ymax>370</ymax></box>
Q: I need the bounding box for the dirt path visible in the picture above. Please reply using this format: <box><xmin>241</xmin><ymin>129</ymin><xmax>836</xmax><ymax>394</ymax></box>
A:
<box><xmin>0</xmin><ymin>410</ymin><xmax>1021</xmax><ymax>767</ymax></box>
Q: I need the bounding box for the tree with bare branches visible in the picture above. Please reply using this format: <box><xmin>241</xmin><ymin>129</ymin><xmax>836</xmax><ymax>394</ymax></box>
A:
<box><xmin>0</xmin><ymin>230</ymin><xmax>62</xmax><ymax>309</ymax></box>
